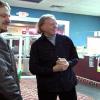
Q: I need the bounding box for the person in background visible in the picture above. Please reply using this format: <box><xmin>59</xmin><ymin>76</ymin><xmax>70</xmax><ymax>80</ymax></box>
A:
<box><xmin>29</xmin><ymin>14</ymin><xmax>79</xmax><ymax>100</ymax></box>
<box><xmin>0</xmin><ymin>1</ymin><xmax>22</xmax><ymax>100</ymax></box>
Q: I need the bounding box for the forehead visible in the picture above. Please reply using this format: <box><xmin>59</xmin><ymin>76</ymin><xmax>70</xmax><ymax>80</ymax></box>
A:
<box><xmin>0</xmin><ymin>6</ymin><xmax>10</xmax><ymax>15</ymax></box>
<box><xmin>44</xmin><ymin>18</ymin><xmax>57</xmax><ymax>23</ymax></box>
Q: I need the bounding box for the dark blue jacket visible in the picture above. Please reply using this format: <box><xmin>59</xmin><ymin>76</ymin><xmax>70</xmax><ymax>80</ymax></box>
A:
<box><xmin>29</xmin><ymin>34</ymin><xmax>79</xmax><ymax>92</ymax></box>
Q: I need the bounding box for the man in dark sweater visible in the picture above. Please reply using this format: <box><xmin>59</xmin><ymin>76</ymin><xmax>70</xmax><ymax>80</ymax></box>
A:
<box><xmin>29</xmin><ymin>14</ymin><xmax>79</xmax><ymax>100</ymax></box>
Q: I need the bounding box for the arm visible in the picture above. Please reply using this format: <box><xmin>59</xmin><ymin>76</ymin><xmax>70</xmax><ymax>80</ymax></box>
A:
<box><xmin>68</xmin><ymin>39</ymin><xmax>79</xmax><ymax>67</ymax></box>
<box><xmin>0</xmin><ymin>58</ymin><xmax>22</xmax><ymax>100</ymax></box>
<box><xmin>29</xmin><ymin>43</ymin><xmax>53</xmax><ymax>75</ymax></box>
<box><xmin>53</xmin><ymin>37</ymin><xmax>79</xmax><ymax>72</ymax></box>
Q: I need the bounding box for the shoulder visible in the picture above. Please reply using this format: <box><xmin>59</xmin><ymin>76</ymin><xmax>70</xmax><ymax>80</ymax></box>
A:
<box><xmin>0</xmin><ymin>58</ymin><xmax>8</xmax><ymax>73</ymax></box>
<box><xmin>0</xmin><ymin>36</ymin><xmax>7</xmax><ymax>44</ymax></box>
<box><xmin>56</xmin><ymin>34</ymin><xmax>73</xmax><ymax>42</ymax></box>
<box><xmin>30</xmin><ymin>36</ymin><xmax>43</xmax><ymax>49</ymax></box>
<box><xmin>0</xmin><ymin>36</ymin><xmax>8</xmax><ymax>50</ymax></box>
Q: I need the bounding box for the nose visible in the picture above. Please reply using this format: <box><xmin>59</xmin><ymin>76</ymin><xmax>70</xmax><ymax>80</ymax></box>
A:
<box><xmin>5</xmin><ymin>15</ymin><xmax>10</xmax><ymax>24</ymax></box>
<box><xmin>6</xmin><ymin>15</ymin><xmax>10</xmax><ymax>20</ymax></box>
<box><xmin>53</xmin><ymin>24</ymin><xmax>58</xmax><ymax>29</ymax></box>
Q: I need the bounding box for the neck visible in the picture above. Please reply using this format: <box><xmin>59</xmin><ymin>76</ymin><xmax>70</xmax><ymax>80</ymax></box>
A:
<box><xmin>44</xmin><ymin>33</ymin><xmax>56</xmax><ymax>38</ymax></box>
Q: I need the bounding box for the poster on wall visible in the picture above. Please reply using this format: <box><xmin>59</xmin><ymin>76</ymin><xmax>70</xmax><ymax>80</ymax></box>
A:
<box><xmin>89</xmin><ymin>56</ymin><xmax>94</xmax><ymax>67</ymax></box>
<box><xmin>97</xmin><ymin>57</ymin><xmax>100</xmax><ymax>72</ymax></box>
<box><xmin>87</xmin><ymin>37</ymin><xmax>100</xmax><ymax>55</ymax></box>
<box><xmin>57</xmin><ymin>20</ymin><xmax>70</xmax><ymax>36</ymax></box>
<box><xmin>56</xmin><ymin>24</ymin><xmax>65</xmax><ymax>35</ymax></box>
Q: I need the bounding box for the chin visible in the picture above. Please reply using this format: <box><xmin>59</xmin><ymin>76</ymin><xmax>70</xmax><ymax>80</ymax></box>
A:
<box><xmin>3</xmin><ymin>25</ymin><xmax>8</xmax><ymax>31</ymax></box>
<box><xmin>1</xmin><ymin>29</ymin><xmax>8</xmax><ymax>33</ymax></box>
<box><xmin>52</xmin><ymin>33</ymin><xmax>56</xmax><ymax>35</ymax></box>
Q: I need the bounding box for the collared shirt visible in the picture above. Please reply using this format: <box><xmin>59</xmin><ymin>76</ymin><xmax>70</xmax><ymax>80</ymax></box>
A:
<box><xmin>46</xmin><ymin>34</ymin><xmax>56</xmax><ymax>45</ymax></box>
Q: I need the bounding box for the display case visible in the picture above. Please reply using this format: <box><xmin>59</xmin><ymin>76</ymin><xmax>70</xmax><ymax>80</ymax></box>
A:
<box><xmin>75</xmin><ymin>36</ymin><xmax>100</xmax><ymax>82</ymax></box>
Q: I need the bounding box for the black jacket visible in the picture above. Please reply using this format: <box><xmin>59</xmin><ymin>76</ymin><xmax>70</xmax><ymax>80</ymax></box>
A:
<box><xmin>0</xmin><ymin>36</ymin><xmax>22</xmax><ymax>100</ymax></box>
<box><xmin>29</xmin><ymin>34</ymin><xmax>79</xmax><ymax>92</ymax></box>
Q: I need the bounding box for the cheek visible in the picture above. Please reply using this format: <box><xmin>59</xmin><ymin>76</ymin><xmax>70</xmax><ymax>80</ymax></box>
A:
<box><xmin>0</xmin><ymin>18</ymin><xmax>3</xmax><ymax>25</ymax></box>
<box><xmin>41</xmin><ymin>25</ymin><xmax>46</xmax><ymax>31</ymax></box>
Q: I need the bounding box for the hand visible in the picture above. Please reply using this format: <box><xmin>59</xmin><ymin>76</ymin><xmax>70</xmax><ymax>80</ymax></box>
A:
<box><xmin>56</xmin><ymin>58</ymin><xmax>68</xmax><ymax>65</ymax></box>
<box><xmin>53</xmin><ymin>58</ymin><xmax>69</xmax><ymax>72</ymax></box>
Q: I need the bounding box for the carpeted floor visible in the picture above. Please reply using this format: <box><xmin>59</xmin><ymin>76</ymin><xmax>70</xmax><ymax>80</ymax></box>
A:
<box><xmin>20</xmin><ymin>78</ymin><xmax>94</xmax><ymax>100</ymax></box>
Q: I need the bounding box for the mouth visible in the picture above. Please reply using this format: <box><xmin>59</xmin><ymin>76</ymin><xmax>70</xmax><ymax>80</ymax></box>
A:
<box><xmin>3</xmin><ymin>22</ymin><xmax>10</xmax><ymax>25</ymax></box>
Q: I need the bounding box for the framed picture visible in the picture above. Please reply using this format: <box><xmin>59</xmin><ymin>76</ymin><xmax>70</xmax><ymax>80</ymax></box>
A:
<box><xmin>57</xmin><ymin>20</ymin><xmax>70</xmax><ymax>36</ymax></box>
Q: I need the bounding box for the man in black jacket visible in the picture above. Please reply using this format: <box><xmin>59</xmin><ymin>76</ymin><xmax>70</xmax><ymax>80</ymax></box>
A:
<box><xmin>29</xmin><ymin>14</ymin><xmax>79</xmax><ymax>100</ymax></box>
<box><xmin>0</xmin><ymin>1</ymin><xmax>22</xmax><ymax>100</ymax></box>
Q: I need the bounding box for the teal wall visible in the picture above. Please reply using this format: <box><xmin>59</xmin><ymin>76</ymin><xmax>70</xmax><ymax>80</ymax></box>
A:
<box><xmin>11</xmin><ymin>7</ymin><xmax>100</xmax><ymax>46</ymax></box>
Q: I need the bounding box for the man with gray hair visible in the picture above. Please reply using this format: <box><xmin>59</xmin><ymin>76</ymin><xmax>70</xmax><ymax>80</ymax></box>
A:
<box><xmin>29</xmin><ymin>14</ymin><xmax>79</xmax><ymax>100</ymax></box>
<box><xmin>0</xmin><ymin>0</ymin><xmax>22</xmax><ymax>99</ymax></box>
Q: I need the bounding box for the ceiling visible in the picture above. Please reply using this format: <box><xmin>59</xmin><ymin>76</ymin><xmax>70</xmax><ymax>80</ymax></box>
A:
<box><xmin>2</xmin><ymin>0</ymin><xmax>100</xmax><ymax>16</ymax></box>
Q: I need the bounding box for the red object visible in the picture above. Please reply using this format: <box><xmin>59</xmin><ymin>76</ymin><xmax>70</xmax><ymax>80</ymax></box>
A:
<box><xmin>75</xmin><ymin>56</ymin><xmax>100</xmax><ymax>82</ymax></box>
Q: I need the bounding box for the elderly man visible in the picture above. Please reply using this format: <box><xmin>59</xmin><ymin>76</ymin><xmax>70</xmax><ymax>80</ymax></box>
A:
<box><xmin>29</xmin><ymin>14</ymin><xmax>79</xmax><ymax>100</ymax></box>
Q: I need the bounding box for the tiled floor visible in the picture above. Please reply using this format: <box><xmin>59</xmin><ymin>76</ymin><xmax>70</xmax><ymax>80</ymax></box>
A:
<box><xmin>20</xmin><ymin>78</ymin><xmax>93</xmax><ymax>100</ymax></box>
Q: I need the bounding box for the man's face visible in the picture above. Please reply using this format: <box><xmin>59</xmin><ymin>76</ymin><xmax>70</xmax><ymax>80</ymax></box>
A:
<box><xmin>41</xmin><ymin>18</ymin><xmax>58</xmax><ymax>36</ymax></box>
<box><xmin>0</xmin><ymin>6</ymin><xmax>10</xmax><ymax>33</ymax></box>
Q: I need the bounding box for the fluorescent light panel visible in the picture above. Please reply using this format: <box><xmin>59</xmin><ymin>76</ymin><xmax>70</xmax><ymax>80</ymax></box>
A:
<box><xmin>20</xmin><ymin>0</ymin><xmax>43</xmax><ymax>3</ymax></box>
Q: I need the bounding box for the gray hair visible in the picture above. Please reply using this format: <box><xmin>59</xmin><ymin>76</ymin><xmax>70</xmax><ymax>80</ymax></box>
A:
<box><xmin>37</xmin><ymin>14</ymin><xmax>57</xmax><ymax>34</ymax></box>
